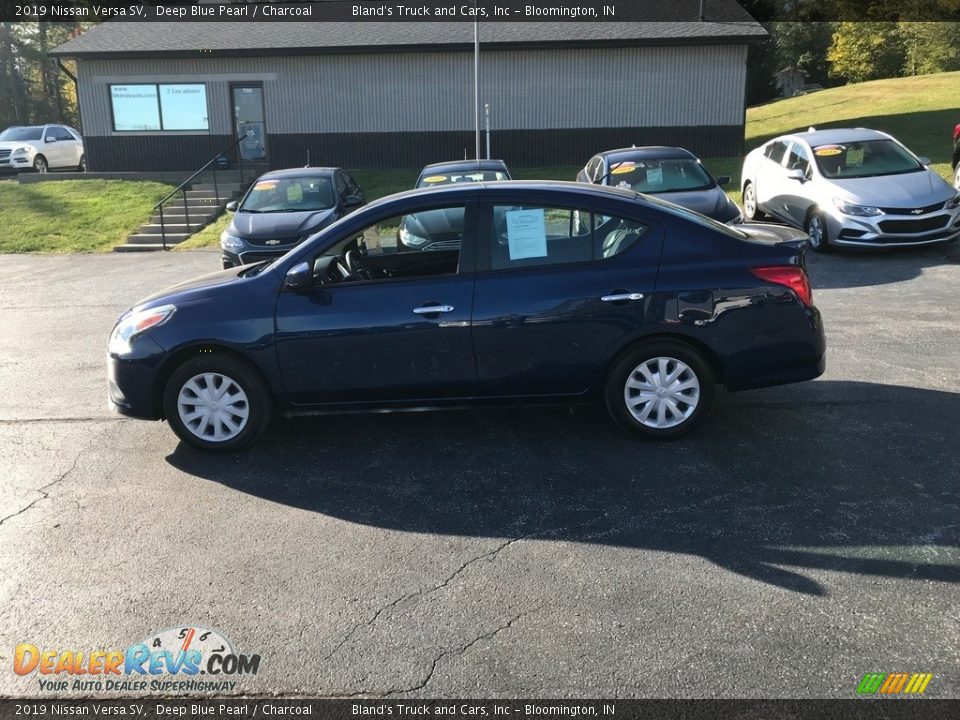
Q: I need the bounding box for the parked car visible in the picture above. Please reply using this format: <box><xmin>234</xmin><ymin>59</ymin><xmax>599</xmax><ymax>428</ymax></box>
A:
<box><xmin>220</xmin><ymin>167</ymin><xmax>365</xmax><ymax>269</ymax></box>
<box><xmin>399</xmin><ymin>159</ymin><xmax>512</xmax><ymax>250</ymax></box>
<box><xmin>953</xmin><ymin>121</ymin><xmax>960</xmax><ymax>189</ymax></box>
<box><xmin>108</xmin><ymin>181</ymin><xmax>825</xmax><ymax>451</ymax></box>
<box><xmin>0</xmin><ymin>124</ymin><xmax>85</xmax><ymax>173</ymax></box>
<box><xmin>741</xmin><ymin>128</ymin><xmax>960</xmax><ymax>251</ymax></box>
<box><xmin>576</xmin><ymin>147</ymin><xmax>741</xmax><ymax>224</ymax></box>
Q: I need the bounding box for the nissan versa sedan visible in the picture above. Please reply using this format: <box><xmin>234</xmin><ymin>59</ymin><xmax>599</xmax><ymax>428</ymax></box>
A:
<box><xmin>577</xmin><ymin>147</ymin><xmax>742</xmax><ymax>224</ymax></box>
<box><xmin>108</xmin><ymin>181</ymin><xmax>825</xmax><ymax>452</ymax></box>
<box><xmin>220</xmin><ymin>167</ymin><xmax>365</xmax><ymax>268</ymax></box>
<box><xmin>742</xmin><ymin>128</ymin><xmax>960</xmax><ymax>251</ymax></box>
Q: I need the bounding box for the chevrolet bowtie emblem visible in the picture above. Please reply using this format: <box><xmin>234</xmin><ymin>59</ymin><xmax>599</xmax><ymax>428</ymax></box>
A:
<box><xmin>265</xmin><ymin>239</ymin><xmax>281</xmax><ymax>245</ymax></box>
<box><xmin>911</xmin><ymin>209</ymin><xmax>924</xmax><ymax>214</ymax></box>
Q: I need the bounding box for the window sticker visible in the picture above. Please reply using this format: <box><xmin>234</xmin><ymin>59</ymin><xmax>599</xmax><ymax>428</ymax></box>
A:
<box><xmin>846</xmin><ymin>146</ymin><xmax>865</xmax><ymax>166</ymax></box>
<box><xmin>505</xmin><ymin>208</ymin><xmax>548</xmax><ymax>260</ymax></box>
<box><xmin>814</xmin><ymin>146</ymin><xmax>843</xmax><ymax>157</ymax></box>
<box><xmin>422</xmin><ymin>175</ymin><xmax>448</xmax><ymax>183</ymax></box>
<box><xmin>646</xmin><ymin>166</ymin><xmax>664</xmax><ymax>185</ymax></box>
<box><xmin>287</xmin><ymin>184</ymin><xmax>303</xmax><ymax>202</ymax></box>
<box><xmin>253</xmin><ymin>180</ymin><xmax>278</xmax><ymax>191</ymax></box>
<box><xmin>611</xmin><ymin>163</ymin><xmax>636</xmax><ymax>175</ymax></box>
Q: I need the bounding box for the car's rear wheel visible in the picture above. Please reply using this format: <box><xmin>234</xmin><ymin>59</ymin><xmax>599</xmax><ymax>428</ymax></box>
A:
<box><xmin>742</xmin><ymin>182</ymin><xmax>763</xmax><ymax>221</ymax></box>
<box><xmin>805</xmin><ymin>209</ymin><xmax>833</xmax><ymax>253</ymax></box>
<box><xmin>33</xmin><ymin>156</ymin><xmax>48</xmax><ymax>174</ymax></box>
<box><xmin>163</xmin><ymin>354</ymin><xmax>271</xmax><ymax>451</ymax></box>
<box><xmin>78</xmin><ymin>155</ymin><xmax>87</xmax><ymax>172</ymax></box>
<box><xmin>606</xmin><ymin>341</ymin><xmax>715</xmax><ymax>440</ymax></box>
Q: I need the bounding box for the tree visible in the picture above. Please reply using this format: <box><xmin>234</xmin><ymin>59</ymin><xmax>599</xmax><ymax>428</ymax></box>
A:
<box><xmin>773</xmin><ymin>22</ymin><xmax>837</xmax><ymax>87</ymax></box>
<box><xmin>898</xmin><ymin>22</ymin><xmax>960</xmax><ymax>74</ymax></box>
<box><xmin>827</xmin><ymin>22</ymin><xmax>906</xmax><ymax>83</ymax></box>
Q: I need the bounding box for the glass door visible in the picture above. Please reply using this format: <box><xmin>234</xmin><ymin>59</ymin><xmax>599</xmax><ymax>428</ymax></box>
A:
<box><xmin>232</xmin><ymin>85</ymin><xmax>266</xmax><ymax>161</ymax></box>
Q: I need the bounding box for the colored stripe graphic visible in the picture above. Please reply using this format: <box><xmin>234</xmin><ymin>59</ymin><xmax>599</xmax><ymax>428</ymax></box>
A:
<box><xmin>857</xmin><ymin>673</ymin><xmax>886</xmax><ymax>694</ymax></box>
<box><xmin>858</xmin><ymin>672</ymin><xmax>933</xmax><ymax>695</ymax></box>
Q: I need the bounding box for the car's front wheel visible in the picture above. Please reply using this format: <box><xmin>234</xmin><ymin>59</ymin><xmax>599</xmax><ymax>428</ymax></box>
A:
<box><xmin>954</xmin><ymin>162</ymin><xmax>960</xmax><ymax>190</ymax></box>
<box><xmin>163</xmin><ymin>353</ymin><xmax>271</xmax><ymax>451</ymax></box>
<box><xmin>805</xmin><ymin>209</ymin><xmax>833</xmax><ymax>253</ymax></box>
<box><xmin>33</xmin><ymin>155</ymin><xmax>48</xmax><ymax>174</ymax></box>
<box><xmin>742</xmin><ymin>182</ymin><xmax>763</xmax><ymax>221</ymax></box>
<box><xmin>605</xmin><ymin>341</ymin><xmax>715</xmax><ymax>440</ymax></box>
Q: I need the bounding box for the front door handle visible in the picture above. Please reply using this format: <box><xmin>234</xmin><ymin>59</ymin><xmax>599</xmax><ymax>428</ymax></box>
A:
<box><xmin>413</xmin><ymin>304</ymin><xmax>455</xmax><ymax>315</ymax></box>
<box><xmin>601</xmin><ymin>293</ymin><xmax>644</xmax><ymax>303</ymax></box>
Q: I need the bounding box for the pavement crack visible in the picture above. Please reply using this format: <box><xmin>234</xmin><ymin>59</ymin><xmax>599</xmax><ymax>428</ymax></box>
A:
<box><xmin>384</xmin><ymin>609</ymin><xmax>537</xmax><ymax>697</ymax></box>
<box><xmin>0</xmin><ymin>454</ymin><xmax>81</xmax><ymax>527</ymax></box>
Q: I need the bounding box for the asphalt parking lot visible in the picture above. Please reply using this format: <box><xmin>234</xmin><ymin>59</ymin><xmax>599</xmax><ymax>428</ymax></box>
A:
<box><xmin>1</xmin><ymin>243</ymin><xmax>959</xmax><ymax>699</ymax></box>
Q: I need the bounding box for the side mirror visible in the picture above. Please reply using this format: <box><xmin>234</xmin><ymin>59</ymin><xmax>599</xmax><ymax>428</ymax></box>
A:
<box><xmin>918</xmin><ymin>156</ymin><xmax>931</xmax><ymax>166</ymax></box>
<box><xmin>786</xmin><ymin>168</ymin><xmax>805</xmax><ymax>181</ymax></box>
<box><xmin>225</xmin><ymin>200</ymin><xmax>238</xmax><ymax>212</ymax></box>
<box><xmin>284</xmin><ymin>261</ymin><xmax>314</xmax><ymax>291</ymax></box>
<box><xmin>44</xmin><ymin>136</ymin><xmax>57</xmax><ymax>143</ymax></box>
<box><xmin>342</xmin><ymin>194</ymin><xmax>364</xmax><ymax>209</ymax></box>
<box><xmin>716</xmin><ymin>175</ymin><xmax>731</xmax><ymax>187</ymax></box>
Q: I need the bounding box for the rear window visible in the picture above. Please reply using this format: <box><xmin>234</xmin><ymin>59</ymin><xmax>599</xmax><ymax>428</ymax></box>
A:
<box><xmin>417</xmin><ymin>170</ymin><xmax>509</xmax><ymax>188</ymax></box>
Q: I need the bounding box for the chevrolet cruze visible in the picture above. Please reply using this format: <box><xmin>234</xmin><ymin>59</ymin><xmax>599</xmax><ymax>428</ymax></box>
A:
<box><xmin>108</xmin><ymin>181</ymin><xmax>826</xmax><ymax>451</ymax></box>
<box><xmin>741</xmin><ymin>128</ymin><xmax>960</xmax><ymax>251</ymax></box>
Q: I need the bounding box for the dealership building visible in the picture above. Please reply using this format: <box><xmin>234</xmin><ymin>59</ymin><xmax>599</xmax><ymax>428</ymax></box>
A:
<box><xmin>52</xmin><ymin>8</ymin><xmax>765</xmax><ymax>172</ymax></box>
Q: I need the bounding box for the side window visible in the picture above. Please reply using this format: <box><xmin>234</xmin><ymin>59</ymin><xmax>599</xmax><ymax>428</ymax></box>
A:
<box><xmin>490</xmin><ymin>204</ymin><xmax>648</xmax><ymax>271</ymax></box>
<box><xmin>321</xmin><ymin>206</ymin><xmax>466</xmax><ymax>284</ymax></box>
<box><xmin>334</xmin><ymin>172</ymin><xmax>347</xmax><ymax>200</ymax></box>
<box><xmin>43</xmin><ymin>127</ymin><xmax>57</xmax><ymax>142</ymax></box>
<box><xmin>764</xmin><ymin>141</ymin><xmax>788</xmax><ymax>165</ymax></box>
<box><xmin>585</xmin><ymin>157</ymin><xmax>600</xmax><ymax>182</ymax></box>
<box><xmin>344</xmin><ymin>173</ymin><xmax>363</xmax><ymax>197</ymax></box>
<box><xmin>786</xmin><ymin>142</ymin><xmax>811</xmax><ymax>176</ymax></box>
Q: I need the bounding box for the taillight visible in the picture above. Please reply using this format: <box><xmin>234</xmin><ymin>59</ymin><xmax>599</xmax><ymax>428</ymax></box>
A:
<box><xmin>750</xmin><ymin>266</ymin><xmax>814</xmax><ymax>308</ymax></box>
<box><xmin>954</xmin><ymin>123</ymin><xmax>960</xmax><ymax>142</ymax></box>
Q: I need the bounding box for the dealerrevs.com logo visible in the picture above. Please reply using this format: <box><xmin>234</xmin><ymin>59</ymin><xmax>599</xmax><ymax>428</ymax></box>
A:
<box><xmin>13</xmin><ymin>626</ymin><xmax>261</xmax><ymax>693</ymax></box>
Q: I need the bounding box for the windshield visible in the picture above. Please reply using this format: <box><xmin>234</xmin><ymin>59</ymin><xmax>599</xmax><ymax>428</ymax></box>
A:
<box><xmin>605</xmin><ymin>158</ymin><xmax>714</xmax><ymax>193</ymax></box>
<box><xmin>240</xmin><ymin>177</ymin><xmax>335</xmax><ymax>213</ymax></box>
<box><xmin>640</xmin><ymin>192</ymin><xmax>748</xmax><ymax>240</ymax></box>
<box><xmin>812</xmin><ymin>139</ymin><xmax>923</xmax><ymax>179</ymax></box>
<box><xmin>416</xmin><ymin>170</ymin><xmax>509</xmax><ymax>188</ymax></box>
<box><xmin>0</xmin><ymin>126</ymin><xmax>43</xmax><ymax>142</ymax></box>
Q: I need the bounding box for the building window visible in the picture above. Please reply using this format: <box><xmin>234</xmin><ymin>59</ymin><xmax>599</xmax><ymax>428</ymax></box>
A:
<box><xmin>109</xmin><ymin>83</ymin><xmax>209</xmax><ymax>132</ymax></box>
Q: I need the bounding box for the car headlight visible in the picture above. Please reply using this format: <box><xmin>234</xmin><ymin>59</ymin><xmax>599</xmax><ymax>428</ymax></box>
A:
<box><xmin>833</xmin><ymin>198</ymin><xmax>883</xmax><ymax>217</ymax></box>
<box><xmin>399</xmin><ymin>225</ymin><xmax>427</xmax><ymax>246</ymax></box>
<box><xmin>220</xmin><ymin>232</ymin><xmax>244</xmax><ymax>250</ymax></box>
<box><xmin>12</xmin><ymin>146</ymin><xmax>32</xmax><ymax>155</ymax></box>
<box><xmin>946</xmin><ymin>194</ymin><xmax>960</xmax><ymax>210</ymax></box>
<box><xmin>108</xmin><ymin>304</ymin><xmax>175</xmax><ymax>356</ymax></box>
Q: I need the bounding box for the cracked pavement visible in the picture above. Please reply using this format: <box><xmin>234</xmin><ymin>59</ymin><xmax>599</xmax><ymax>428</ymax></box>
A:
<box><xmin>0</xmin><ymin>245</ymin><xmax>959</xmax><ymax>698</ymax></box>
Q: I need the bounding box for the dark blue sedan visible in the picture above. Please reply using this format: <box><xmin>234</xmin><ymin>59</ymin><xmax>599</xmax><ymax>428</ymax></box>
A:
<box><xmin>107</xmin><ymin>181</ymin><xmax>825</xmax><ymax>451</ymax></box>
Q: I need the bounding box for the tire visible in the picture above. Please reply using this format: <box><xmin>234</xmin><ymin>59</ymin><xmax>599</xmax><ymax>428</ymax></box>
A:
<box><xmin>742</xmin><ymin>182</ymin><xmax>764</xmax><ymax>221</ymax></box>
<box><xmin>163</xmin><ymin>353</ymin><xmax>271</xmax><ymax>452</ymax></box>
<box><xmin>33</xmin><ymin>155</ymin><xmax>48</xmax><ymax>174</ymax></box>
<box><xmin>954</xmin><ymin>163</ymin><xmax>960</xmax><ymax>190</ymax></box>
<box><xmin>605</xmin><ymin>341</ymin><xmax>715</xmax><ymax>440</ymax></box>
<box><xmin>78</xmin><ymin>155</ymin><xmax>87</xmax><ymax>172</ymax></box>
<box><xmin>805</xmin><ymin>209</ymin><xmax>833</xmax><ymax>253</ymax></box>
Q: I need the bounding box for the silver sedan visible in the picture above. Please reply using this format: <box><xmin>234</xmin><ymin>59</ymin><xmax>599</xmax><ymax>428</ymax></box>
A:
<box><xmin>741</xmin><ymin>128</ymin><xmax>960</xmax><ymax>251</ymax></box>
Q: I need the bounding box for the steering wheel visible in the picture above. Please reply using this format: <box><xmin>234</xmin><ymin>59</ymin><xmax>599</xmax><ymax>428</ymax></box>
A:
<box><xmin>345</xmin><ymin>249</ymin><xmax>364</xmax><ymax>276</ymax></box>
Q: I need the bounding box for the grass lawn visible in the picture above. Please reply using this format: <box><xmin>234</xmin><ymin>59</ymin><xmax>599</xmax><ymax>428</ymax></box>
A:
<box><xmin>0</xmin><ymin>180</ymin><xmax>172</xmax><ymax>253</ymax></box>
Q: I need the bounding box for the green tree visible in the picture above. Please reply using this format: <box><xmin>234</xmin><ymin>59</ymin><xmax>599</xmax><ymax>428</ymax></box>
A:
<box><xmin>899</xmin><ymin>22</ymin><xmax>960</xmax><ymax>74</ymax></box>
<box><xmin>827</xmin><ymin>22</ymin><xmax>906</xmax><ymax>83</ymax></box>
<box><xmin>773</xmin><ymin>22</ymin><xmax>837</xmax><ymax>87</ymax></box>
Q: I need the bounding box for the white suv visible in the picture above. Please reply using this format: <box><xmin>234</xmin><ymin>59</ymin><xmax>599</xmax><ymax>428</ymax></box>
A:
<box><xmin>0</xmin><ymin>124</ymin><xmax>85</xmax><ymax>173</ymax></box>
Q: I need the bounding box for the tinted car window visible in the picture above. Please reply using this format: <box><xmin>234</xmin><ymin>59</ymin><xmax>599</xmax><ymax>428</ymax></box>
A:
<box><xmin>812</xmin><ymin>139</ymin><xmax>924</xmax><ymax>179</ymax></box>
<box><xmin>55</xmin><ymin>126</ymin><xmax>74</xmax><ymax>141</ymax></box>
<box><xmin>607</xmin><ymin>158</ymin><xmax>713</xmax><ymax>193</ymax></box>
<box><xmin>417</xmin><ymin>171</ymin><xmax>508</xmax><ymax>188</ymax></box>
<box><xmin>491</xmin><ymin>205</ymin><xmax>647</xmax><ymax>270</ymax></box>
<box><xmin>0</xmin><ymin>126</ymin><xmax>43</xmax><ymax>141</ymax></box>
<box><xmin>786</xmin><ymin>142</ymin><xmax>811</xmax><ymax>175</ymax></box>
<box><xmin>241</xmin><ymin>177</ymin><xmax>335</xmax><ymax>212</ymax></box>
<box><xmin>764</xmin><ymin>141</ymin><xmax>788</xmax><ymax>164</ymax></box>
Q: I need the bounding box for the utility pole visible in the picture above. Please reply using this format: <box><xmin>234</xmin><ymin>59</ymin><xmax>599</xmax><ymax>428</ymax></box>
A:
<box><xmin>474</xmin><ymin>13</ymin><xmax>480</xmax><ymax>160</ymax></box>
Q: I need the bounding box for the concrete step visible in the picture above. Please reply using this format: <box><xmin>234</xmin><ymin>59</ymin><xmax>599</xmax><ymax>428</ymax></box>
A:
<box><xmin>139</xmin><ymin>222</ymin><xmax>209</xmax><ymax>234</ymax></box>
<box><xmin>183</xmin><ymin>189</ymin><xmax>233</xmax><ymax>200</ymax></box>
<box><xmin>151</xmin><ymin>211</ymin><xmax>219</xmax><ymax>225</ymax></box>
<box><xmin>127</xmin><ymin>233</ymin><xmax>192</xmax><ymax>245</ymax></box>
<box><xmin>113</xmin><ymin>243</ymin><xmax>177</xmax><ymax>253</ymax></box>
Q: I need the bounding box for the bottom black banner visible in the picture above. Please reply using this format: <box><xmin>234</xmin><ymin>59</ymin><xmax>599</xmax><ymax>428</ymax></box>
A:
<box><xmin>1</xmin><ymin>700</ymin><xmax>959</xmax><ymax>720</ymax></box>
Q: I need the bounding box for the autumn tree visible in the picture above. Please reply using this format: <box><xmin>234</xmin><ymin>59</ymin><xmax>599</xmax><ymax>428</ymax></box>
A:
<box><xmin>827</xmin><ymin>22</ymin><xmax>906</xmax><ymax>82</ymax></box>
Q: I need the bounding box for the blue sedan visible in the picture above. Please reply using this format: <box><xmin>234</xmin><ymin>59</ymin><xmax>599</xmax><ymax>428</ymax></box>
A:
<box><xmin>107</xmin><ymin>181</ymin><xmax>825</xmax><ymax>451</ymax></box>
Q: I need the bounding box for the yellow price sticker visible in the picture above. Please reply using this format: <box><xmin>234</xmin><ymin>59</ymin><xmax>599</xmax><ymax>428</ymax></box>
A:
<box><xmin>611</xmin><ymin>163</ymin><xmax>636</xmax><ymax>175</ymax></box>
<box><xmin>422</xmin><ymin>175</ymin><xmax>448</xmax><ymax>183</ymax></box>
<box><xmin>814</xmin><ymin>146</ymin><xmax>843</xmax><ymax>157</ymax></box>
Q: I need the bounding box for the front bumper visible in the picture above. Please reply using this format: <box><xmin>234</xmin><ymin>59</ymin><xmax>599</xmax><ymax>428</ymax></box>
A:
<box><xmin>0</xmin><ymin>155</ymin><xmax>33</xmax><ymax>172</ymax></box>
<box><xmin>106</xmin><ymin>334</ymin><xmax>167</xmax><ymax>420</ymax></box>
<box><xmin>826</xmin><ymin>208</ymin><xmax>960</xmax><ymax>248</ymax></box>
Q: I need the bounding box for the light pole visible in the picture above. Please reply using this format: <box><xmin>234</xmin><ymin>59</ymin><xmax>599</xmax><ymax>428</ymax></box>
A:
<box><xmin>474</xmin><ymin>11</ymin><xmax>480</xmax><ymax>160</ymax></box>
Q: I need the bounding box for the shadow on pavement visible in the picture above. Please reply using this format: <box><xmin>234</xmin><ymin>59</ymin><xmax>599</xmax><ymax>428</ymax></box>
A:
<box><xmin>166</xmin><ymin>380</ymin><xmax>960</xmax><ymax>596</ymax></box>
<box><xmin>805</xmin><ymin>241</ymin><xmax>960</xmax><ymax>289</ymax></box>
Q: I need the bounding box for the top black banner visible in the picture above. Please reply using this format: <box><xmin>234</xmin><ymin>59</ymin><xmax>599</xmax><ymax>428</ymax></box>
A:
<box><xmin>1</xmin><ymin>0</ymin><xmax>959</xmax><ymax>23</ymax></box>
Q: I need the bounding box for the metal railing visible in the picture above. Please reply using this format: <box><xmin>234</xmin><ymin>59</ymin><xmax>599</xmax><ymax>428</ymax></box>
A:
<box><xmin>155</xmin><ymin>136</ymin><xmax>247</xmax><ymax>250</ymax></box>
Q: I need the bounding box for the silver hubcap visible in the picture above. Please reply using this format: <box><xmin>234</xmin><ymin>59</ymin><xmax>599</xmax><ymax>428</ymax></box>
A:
<box><xmin>954</xmin><ymin>165</ymin><xmax>960</xmax><ymax>190</ymax></box>
<box><xmin>177</xmin><ymin>373</ymin><xmax>250</xmax><ymax>442</ymax></box>
<box><xmin>624</xmin><ymin>357</ymin><xmax>700</xmax><ymax>429</ymax></box>
<box><xmin>744</xmin><ymin>186</ymin><xmax>756</xmax><ymax>216</ymax></box>
<box><xmin>808</xmin><ymin>215</ymin><xmax>823</xmax><ymax>246</ymax></box>
<box><xmin>35</xmin><ymin>159</ymin><xmax>46</xmax><ymax>173</ymax></box>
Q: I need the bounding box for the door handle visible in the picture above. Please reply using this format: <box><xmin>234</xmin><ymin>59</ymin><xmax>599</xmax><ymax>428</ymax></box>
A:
<box><xmin>601</xmin><ymin>293</ymin><xmax>644</xmax><ymax>303</ymax></box>
<box><xmin>413</xmin><ymin>305</ymin><xmax>455</xmax><ymax>315</ymax></box>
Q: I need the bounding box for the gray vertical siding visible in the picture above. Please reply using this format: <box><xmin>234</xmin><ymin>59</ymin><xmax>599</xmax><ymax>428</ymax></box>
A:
<box><xmin>76</xmin><ymin>44</ymin><xmax>748</xmax><ymax>169</ymax></box>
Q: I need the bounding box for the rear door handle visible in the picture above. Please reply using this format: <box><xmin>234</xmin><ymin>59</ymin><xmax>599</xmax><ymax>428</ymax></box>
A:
<box><xmin>413</xmin><ymin>304</ymin><xmax>455</xmax><ymax>315</ymax></box>
<box><xmin>601</xmin><ymin>293</ymin><xmax>644</xmax><ymax>303</ymax></box>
